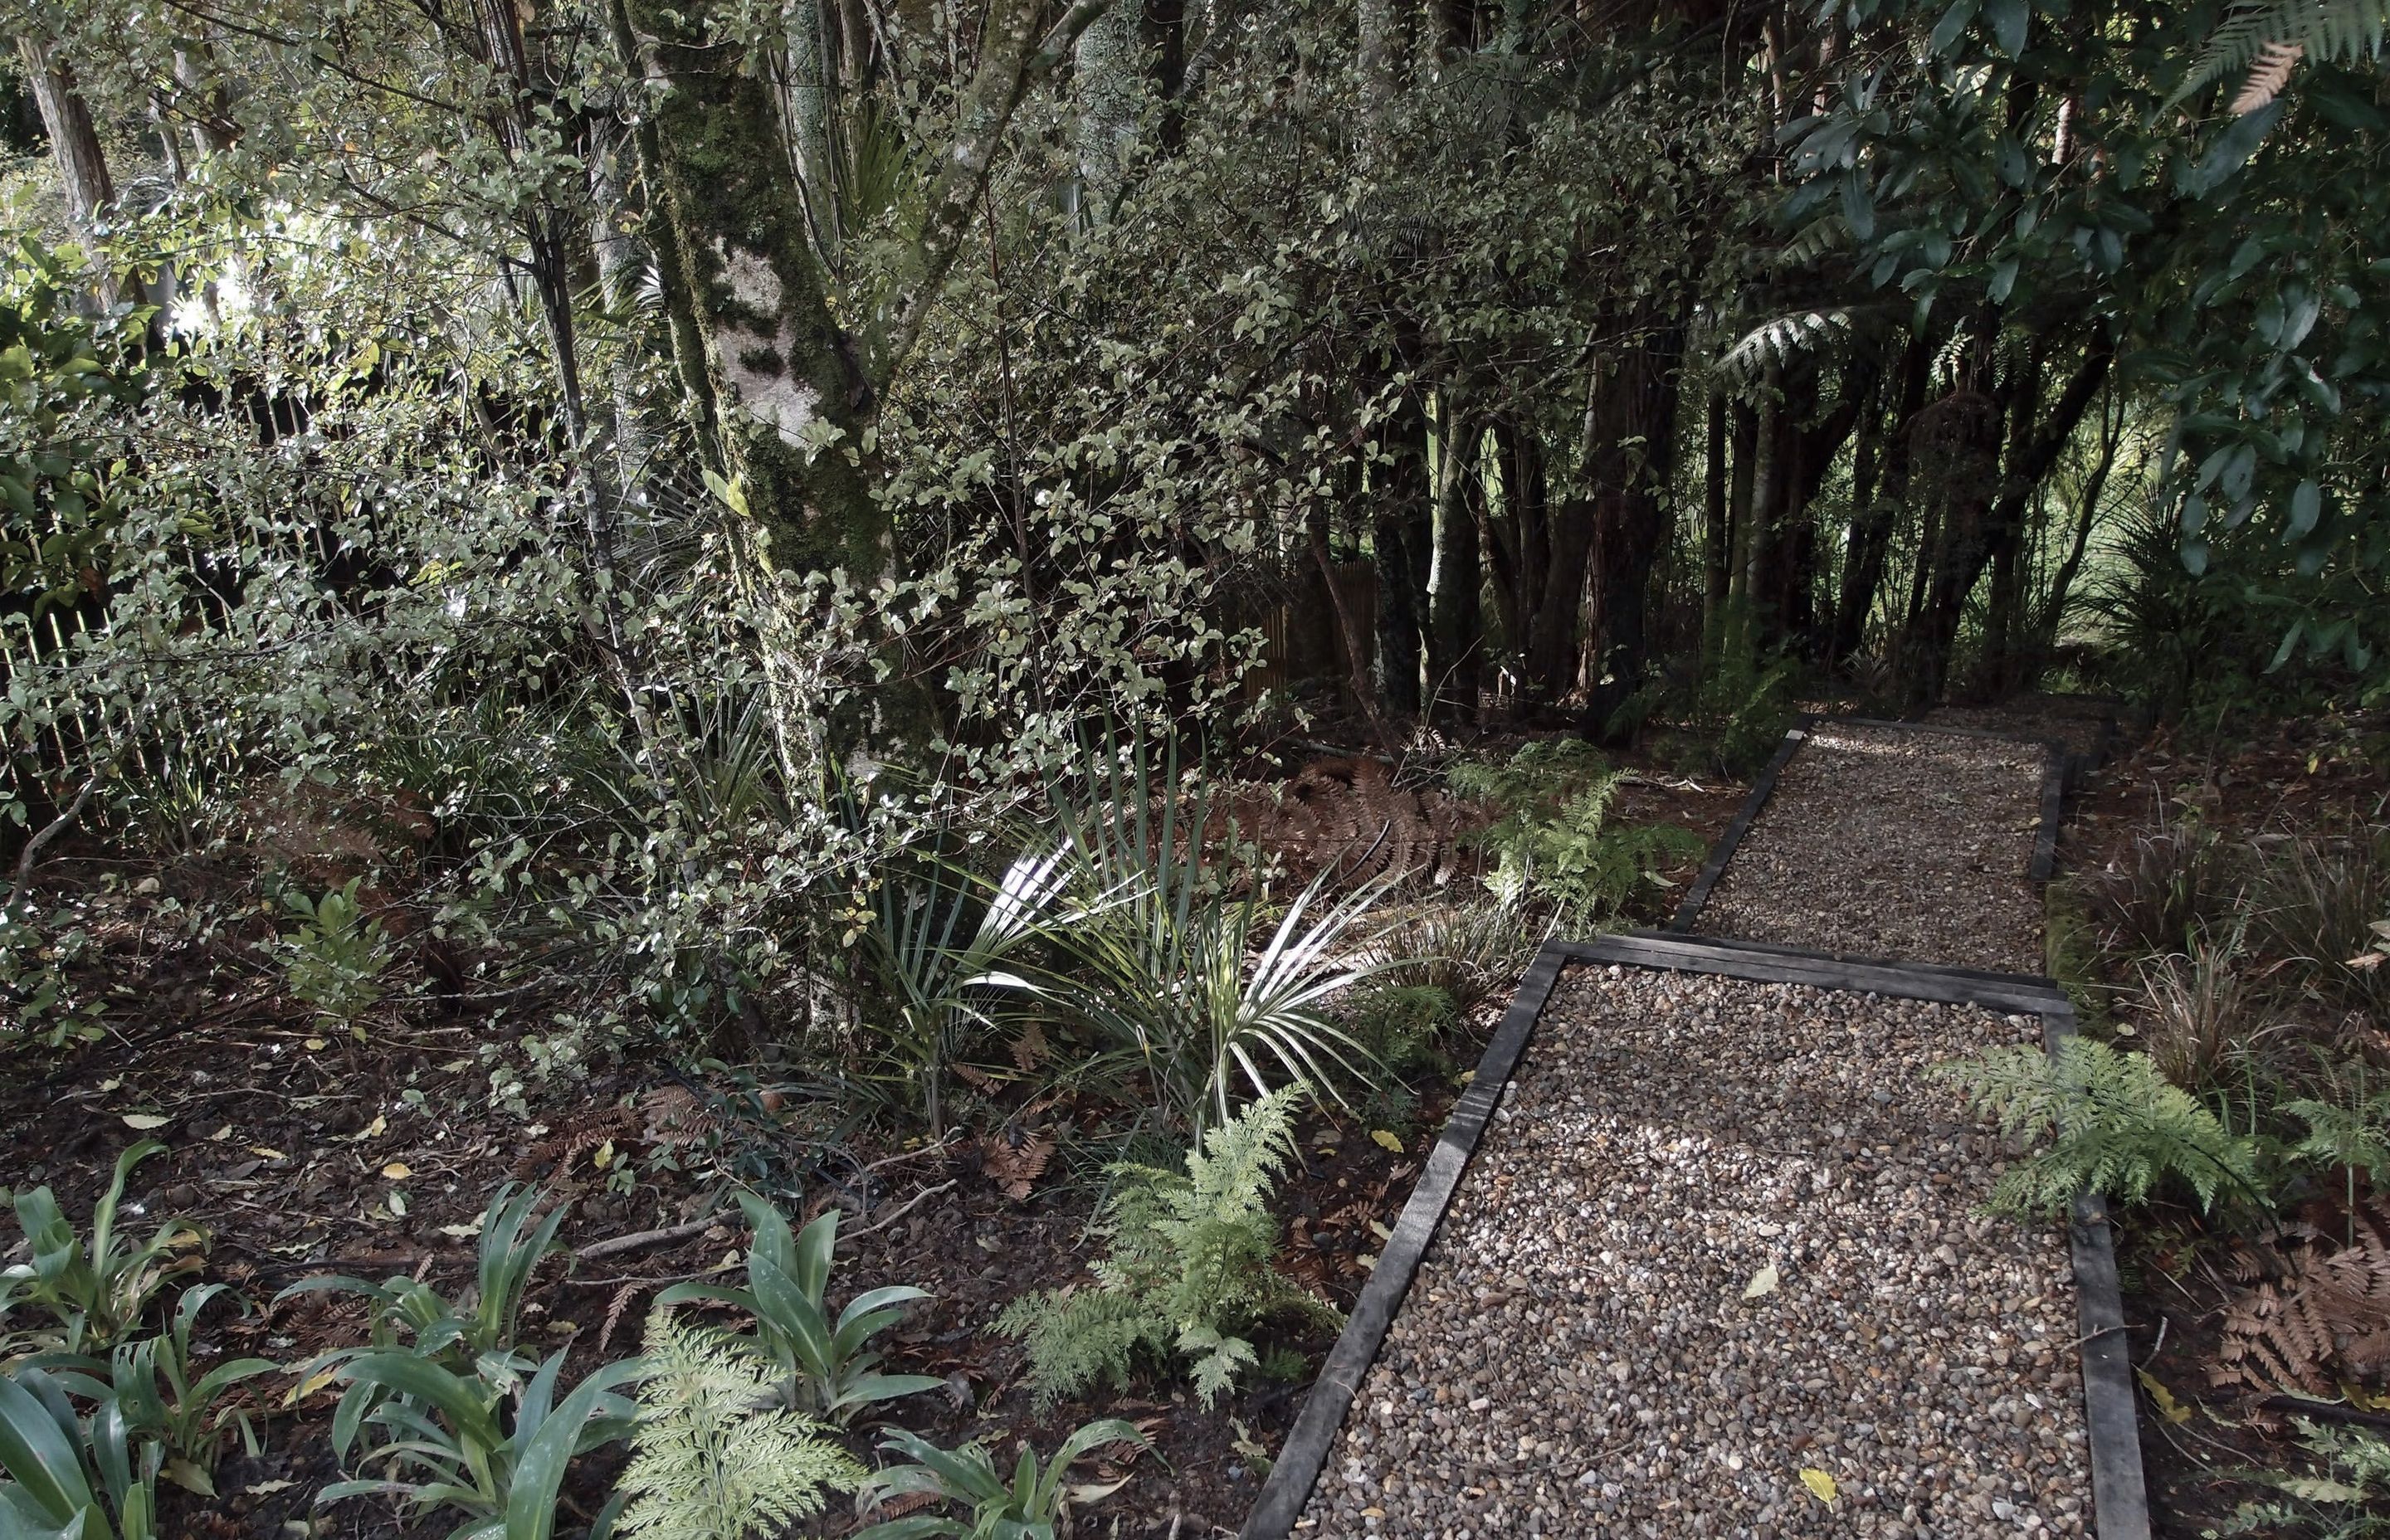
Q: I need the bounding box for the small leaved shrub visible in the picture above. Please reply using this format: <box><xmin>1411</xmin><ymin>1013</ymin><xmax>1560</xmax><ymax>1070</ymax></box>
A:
<box><xmin>997</xmin><ymin>1086</ymin><xmax>1334</xmax><ymax>1408</ymax></box>
<box><xmin>276</xmin><ymin>878</ymin><xmax>395</xmax><ymax>1031</ymax></box>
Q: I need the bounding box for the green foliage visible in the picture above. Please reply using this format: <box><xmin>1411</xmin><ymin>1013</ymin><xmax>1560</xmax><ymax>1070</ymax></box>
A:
<box><xmin>1368</xmin><ymin>901</ymin><xmax>1538</xmax><ymax>1016</ymax></box>
<box><xmin>1446</xmin><ymin>741</ymin><xmax>1702</xmax><ymax>924</ymax></box>
<box><xmin>2219</xmin><ymin>1420</ymin><xmax>2390</xmax><ymax>1538</ymax></box>
<box><xmin>1341</xmin><ymin>982</ymin><xmax>1456</xmax><ymax>1081</ymax></box>
<box><xmin>276</xmin><ymin>878</ymin><xmax>395</xmax><ymax>1032</ymax></box>
<box><xmin>1690</xmin><ymin>646</ymin><xmax>1801</xmax><ymax>779</ymax></box>
<box><xmin>655</xmin><ymin>1193</ymin><xmax>938</xmax><ymax>1426</ymax></box>
<box><xmin>0</xmin><ymin>911</ymin><xmax>106</xmax><ymax>1049</ymax></box>
<box><xmin>2253</xmin><ymin>836</ymin><xmax>2390</xmax><ymax>1019</ymax></box>
<box><xmin>2</xmin><ymin>1143</ymin><xmax>204</xmax><ymax>1354</ymax></box>
<box><xmin>278</xmin><ymin>1182</ymin><xmax>565</xmax><ymax>1381</ymax></box>
<box><xmin>851</xmin><ymin>1419</ymin><xmax>1151</xmax><ymax>1540</ymax></box>
<box><xmin>613</xmin><ymin>1310</ymin><xmax>861</xmax><ymax>1540</ymax></box>
<box><xmin>2085</xmin><ymin>811</ymin><xmax>2241</xmax><ymax>959</ymax></box>
<box><xmin>2281</xmin><ymin>1089</ymin><xmax>2390</xmax><ymax>1187</ymax></box>
<box><xmin>319</xmin><ymin>1348</ymin><xmax>641</xmax><ymax>1540</ymax></box>
<box><xmin>1939</xmin><ymin>1038</ymin><xmax>2266</xmax><ymax>1216</ymax></box>
<box><xmin>0</xmin><ymin>1363</ymin><xmax>159</xmax><ymax>1540</ymax></box>
<box><xmin>2176</xmin><ymin>1</ymin><xmax>2390</xmax><ymax>108</ymax></box>
<box><xmin>2135</xmin><ymin>933</ymin><xmax>2260</xmax><ymax>1091</ymax></box>
<box><xmin>857</xmin><ymin>841</ymin><xmax>1071</xmax><ymax>1137</ymax></box>
<box><xmin>27</xmin><ymin>1284</ymin><xmax>275</xmax><ymax>1498</ymax></box>
<box><xmin>996</xmin><ymin>1087</ymin><xmax>1334</xmax><ymax>1409</ymax></box>
<box><xmin>1053</xmin><ymin>736</ymin><xmax>1393</xmax><ymax>1131</ymax></box>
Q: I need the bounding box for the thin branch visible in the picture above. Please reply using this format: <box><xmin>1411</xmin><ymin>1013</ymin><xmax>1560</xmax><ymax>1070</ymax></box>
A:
<box><xmin>9</xmin><ymin>768</ymin><xmax>106</xmax><ymax>920</ymax></box>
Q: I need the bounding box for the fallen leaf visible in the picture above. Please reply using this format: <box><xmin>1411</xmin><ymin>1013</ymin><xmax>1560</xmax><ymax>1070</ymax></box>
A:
<box><xmin>386</xmin><ymin>1191</ymin><xmax>408</xmax><ymax>1218</ymax></box>
<box><xmin>98</xmin><ymin>1077</ymin><xmax>122</xmax><ymax>1093</ymax></box>
<box><xmin>304</xmin><ymin>1037</ymin><xmax>328</xmax><ymax>1051</ymax></box>
<box><xmin>1360</xmin><ymin>1508</ymin><xmax>1387</xmax><ymax>1519</ymax></box>
<box><xmin>1368</xmin><ymin>1219</ymin><xmax>1394</xmax><ymax>1243</ymax></box>
<box><xmin>358</xmin><ymin>1114</ymin><xmax>387</xmax><ymax>1140</ymax></box>
<box><xmin>2136</xmin><ymin>1368</ymin><xmax>2192</xmax><ymax>1425</ymax></box>
<box><xmin>381</xmin><ymin>1162</ymin><xmax>412</xmax><ymax>1180</ymax></box>
<box><xmin>242</xmin><ymin>1479</ymin><xmax>296</xmax><ymax>1497</ymax></box>
<box><xmin>438</xmin><ymin>1220</ymin><xmax>485</xmax><ymax>1240</ymax></box>
<box><xmin>1369</xmin><ymin>1129</ymin><xmax>1405</xmax><ymax>1153</ymax></box>
<box><xmin>592</xmin><ymin>1138</ymin><xmax>615</xmax><ymax>1171</ymax></box>
<box><xmin>207</xmin><ymin>1125</ymin><xmax>232</xmax><ymax>1142</ymax></box>
<box><xmin>1743</xmin><ymin>1262</ymin><xmax>1780</xmax><ymax>1300</ymax></box>
<box><xmin>121</xmin><ymin>1114</ymin><xmax>169</xmax><ymax>1131</ymax></box>
<box><xmin>249</xmin><ymin>1146</ymin><xmax>290</xmax><ymax>1161</ymax></box>
<box><xmin>982</xmin><ymin>1128</ymin><xmax>1055</xmax><ymax>1201</ymax></box>
<box><xmin>1798</xmin><ymin>1468</ymin><xmax>1837</xmax><ymax>1503</ymax></box>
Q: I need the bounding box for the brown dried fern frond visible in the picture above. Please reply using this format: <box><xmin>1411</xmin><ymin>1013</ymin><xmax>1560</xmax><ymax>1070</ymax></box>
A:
<box><xmin>2214</xmin><ymin>1197</ymin><xmax>2390</xmax><ymax>1394</ymax></box>
<box><xmin>2231</xmin><ymin>40</ymin><xmax>2305</xmax><ymax>115</ymax></box>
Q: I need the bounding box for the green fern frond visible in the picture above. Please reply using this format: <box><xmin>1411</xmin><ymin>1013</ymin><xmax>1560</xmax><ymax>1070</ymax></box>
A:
<box><xmin>616</xmin><ymin>1310</ymin><xmax>863</xmax><ymax>1540</ymax></box>
<box><xmin>1938</xmin><ymin>1039</ymin><xmax>2266</xmax><ymax>1216</ymax></box>
<box><xmin>997</xmin><ymin>1088</ymin><xmax>1330</xmax><ymax>1409</ymax></box>
<box><xmin>2173</xmin><ymin>0</ymin><xmax>2390</xmax><ymax>110</ymax></box>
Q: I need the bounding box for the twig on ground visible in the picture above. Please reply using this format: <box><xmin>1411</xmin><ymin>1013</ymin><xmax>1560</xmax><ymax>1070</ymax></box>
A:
<box><xmin>845</xmin><ymin>1180</ymin><xmax>958</xmax><ymax>1240</ymax></box>
<box><xmin>576</xmin><ymin>1211</ymin><xmax>726</xmax><ymax>1262</ymax></box>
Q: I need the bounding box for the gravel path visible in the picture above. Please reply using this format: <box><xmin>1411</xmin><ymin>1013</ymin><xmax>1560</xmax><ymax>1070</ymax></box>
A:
<box><xmin>1298</xmin><ymin>966</ymin><xmax>2093</xmax><ymax>1538</ymax></box>
<box><xmin>1692</xmin><ymin>722</ymin><xmax>2049</xmax><ymax>972</ymax></box>
<box><xmin>1924</xmin><ymin>698</ymin><xmax>2110</xmax><ymax>770</ymax></box>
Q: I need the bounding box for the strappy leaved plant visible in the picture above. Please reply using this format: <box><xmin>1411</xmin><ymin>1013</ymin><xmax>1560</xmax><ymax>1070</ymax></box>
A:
<box><xmin>656</xmin><ymin>1192</ymin><xmax>938</xmax><ymax>1426</ymax></box>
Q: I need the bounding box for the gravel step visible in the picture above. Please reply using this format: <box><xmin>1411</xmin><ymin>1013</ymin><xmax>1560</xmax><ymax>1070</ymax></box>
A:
<box><xmin>1688</xmin><ymin>721</ymin><xmax>2055</xmax><ymax>973</ymax></box>
<box><xmin>1290</xmin><ymin>964</ymin><xmax>2095</xmax><ymax>1539</ymax></box>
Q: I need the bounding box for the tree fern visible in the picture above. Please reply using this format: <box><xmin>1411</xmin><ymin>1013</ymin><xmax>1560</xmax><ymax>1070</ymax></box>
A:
<box><xmin>1937</xmin><ymin>1038</ymin><xmax>2266</xmax><ymax>1216</ymax></box>
<box><xmin>614</xmin><ymin>1310</ymin><xmax>863</xmax><ymax>1540</ymax></box>
<box><xmin>997</xmin><ymin>1087</ymin><xmax>1334</xmax><ymax>1408</ymax></box>
<box><xmin>2173</xmin><ymin>0</ymin><xmax>2390</xmax><ymax>111</ymax></box>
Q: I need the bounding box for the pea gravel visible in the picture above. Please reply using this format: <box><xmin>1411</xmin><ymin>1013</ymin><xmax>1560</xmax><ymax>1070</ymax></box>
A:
<box><xmin>1693</xmin><ymin>723</ymin><xmax>2049</xmax><ymax>972</ymax></box>
<box><xmin>1296</xmin><ymin>965</ymin><xmax>2092</xmax><ymax>1539</ymax></box>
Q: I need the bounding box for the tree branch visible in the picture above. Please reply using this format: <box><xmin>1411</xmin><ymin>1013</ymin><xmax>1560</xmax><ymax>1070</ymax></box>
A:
<box><xmin>878</xmin><ymin>0</ymin><xmax>1113</xmax><ymax>388</ymax></box>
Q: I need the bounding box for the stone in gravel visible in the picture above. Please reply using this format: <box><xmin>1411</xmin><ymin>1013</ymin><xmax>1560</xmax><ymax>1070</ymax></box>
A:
<box><xmin>1294</xmin><ymin>965</ymin><xmax>2094</xmax><ymax>1539</ymax></box>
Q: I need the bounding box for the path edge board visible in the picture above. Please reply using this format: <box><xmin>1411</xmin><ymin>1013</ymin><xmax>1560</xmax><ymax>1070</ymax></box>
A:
<box><xmin>1237</xmin><ymin>941</ymin><xmax>1572</xmax><ymax>1540</ymax></box>
<box><xmin>1241</xmin><ymin>933</ymin><xmax>2150</xmax><ymax>1540</ymax></box>
<box><xmin>1667</xmin><ymin>714</ymin><xmax>1813</xmax><ymax>932</ymax></box>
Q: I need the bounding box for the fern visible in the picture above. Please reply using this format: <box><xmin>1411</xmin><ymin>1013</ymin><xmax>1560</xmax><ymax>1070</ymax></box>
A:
<box><xmin>615</xmin><ymin>1310</ymin><xmax>862</xmax><ymax>1540</ymax></box>
<box><xmin>1938</xmin><ymin>1038</ymin><xmax>2266</xmax><ymax>1216</ymax></box>
<box><xmin>2174</xmin><ymin>0</ymin><xmax>2390</xmax><ymax>111</ymax></box>
<box><xmin>997</xmin><ymin>1087</ymin><xmax>1334</xmax><ymax>1408</ymax></box>
<box><xmin>1446</xmin><ymin>742</ymin><xmax>1702</xmax><ymax>921</ymax></box>
<box><xmin>2283</xmin><ymin>1093</ymin><xmax>2390</xmax><ymax>1186</ymax></box>
<box><xmin>2219</xmin><ymin>1421</ymin><xmax>2390</xmax><ymax>1538</ymax></box>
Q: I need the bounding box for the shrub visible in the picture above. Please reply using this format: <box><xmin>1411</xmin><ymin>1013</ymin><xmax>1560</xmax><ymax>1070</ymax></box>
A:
<box><xmin>2</xmin><ymin>1142</ymin><xmax>205</xmax><ymax>1353</ymax></box>
<box><xmin>319</xmin><ymin>1348</ymin><xmax>641</xmax><ymax>1537</ymax></box>
<box><xmin>2218</xmin><ymin>1421</ymin><xmax>2390</xmax><ymax>1538</ymax></box>
<box><xmin>2135</xmin><ymin>933</ymin><xmax>2263</xmax><ymax>1091</ymax></box>
<box><xmin>1368</xmin><ymin>900</ymin><xmax>1538</xmax><ymax>1015</ymax></box>
<box><xmin>996</xmin><ymin>1087</ymin><xmax>1334</xmax><ymax>1408</ymax></box>
<box><xmin>28</xmin><ymin>1282</ymin><xmax>275</xmax><ymax>1497</ymax></box>
<box><xmin>656</xmin><ymin>1193</ymin><xmax>939</xmax><ymax>1426</ymax></box>
<box><xmin>2084</xmin><ymin>813</ymin><xmax>2241</xmax><ymax>960</ymax></box>
<box><xmin>2253</xmin><ymin>836</ymin><xmax>2390</xmax><ymax>1021</ymax></box>
<box><xmin>852</xmin><ymin>1419</ymin><xmax>1152</xmax><ymax>1540</ymax></box>
<box><xmin>276</xmin><ymin>877</ymin><xmax>396</xmax><ymax>1032</ymax></box>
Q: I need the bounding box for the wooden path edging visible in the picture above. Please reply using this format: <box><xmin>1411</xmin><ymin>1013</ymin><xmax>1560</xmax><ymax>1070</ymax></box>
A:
<box><xmin>1241</xmin><ymin>931</ymin><xmax>2151</xmax><ymax>1540</ymax></box>
<box><xmin>1671</xmin><ymin>713</ymin><xmax>2071</xmax><ymax>930</ymax></box>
